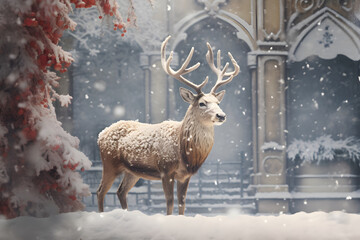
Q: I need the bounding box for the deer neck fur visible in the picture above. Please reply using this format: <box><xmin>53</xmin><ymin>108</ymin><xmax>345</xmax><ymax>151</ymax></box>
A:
<box><xmin>179</xmin><ymin>106</ymin><xmax>214</xmax><ymax>173</ymax></box>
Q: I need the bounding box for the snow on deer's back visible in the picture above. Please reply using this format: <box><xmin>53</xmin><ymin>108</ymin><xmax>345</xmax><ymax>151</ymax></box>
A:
<box><xmin>98</xmin><ymin>120</ymin><xmax>181</xmax><ymax>178</ymax></box>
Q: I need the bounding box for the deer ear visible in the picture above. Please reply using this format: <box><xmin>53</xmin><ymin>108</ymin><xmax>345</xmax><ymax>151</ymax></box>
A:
<box><xmin>179</xmin><ymin>87</ymin><xmax>195</xmax><ymax>103</ymax></box>
<box><xmin>214</xmin><ymin>90</ymin><xmax>226</xmax><ymax>102</ymax></box>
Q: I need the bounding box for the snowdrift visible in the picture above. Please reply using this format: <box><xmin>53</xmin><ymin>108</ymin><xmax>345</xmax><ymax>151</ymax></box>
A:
<box><xmin>1</xmin><ymin>209</ymin><xmax>359</xmax><ymax>240</ymax></box>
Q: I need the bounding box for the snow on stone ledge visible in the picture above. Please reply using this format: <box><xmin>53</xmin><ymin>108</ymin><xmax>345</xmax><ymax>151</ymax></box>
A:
<box><xmin>261</xmin><ymin>141</ymin><xmax>285</xmax><ymax>152</ymax></box>
<box><xmin>1</xmin><ymin>209</ymin><xmax>360</xmax><ymax>240</ymax></box>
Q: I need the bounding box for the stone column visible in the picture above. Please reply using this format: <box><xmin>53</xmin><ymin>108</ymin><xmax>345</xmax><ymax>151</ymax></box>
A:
<box><xmin>250</xmin><ymin>0</ymin><xmax>290</xmax><ymax>213</ymax></box>
<box><xmin>140</xmin><ymin>51</ymin><xmax>179</xmax><ymax>123</ymax></box>
<box><xmin>139</xmin><ymin>53</ymin><xmax>151</xmax><ymax>123</ymax></box>
<box><xmin>140</xmin><ymin>52</ymin><xmax>167</xmax><ymax>123</ymax></box>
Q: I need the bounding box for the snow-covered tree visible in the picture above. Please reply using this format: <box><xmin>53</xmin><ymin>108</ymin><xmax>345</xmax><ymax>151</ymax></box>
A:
<box><xmin>0</xmin><ymin>0</ymin><xmax>150</xmax><ymax>218</ymax></box>
<box><xmin>67</xmin><ymin>0</ymin><xmax>164</xmax><ymax>55</ymax></box>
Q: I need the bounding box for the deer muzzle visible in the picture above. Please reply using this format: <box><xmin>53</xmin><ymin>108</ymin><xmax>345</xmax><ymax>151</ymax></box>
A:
<box><xmin>216</xmin><ymin>113</ymin><xmax>226</xmax><ymax>122</ymax></box>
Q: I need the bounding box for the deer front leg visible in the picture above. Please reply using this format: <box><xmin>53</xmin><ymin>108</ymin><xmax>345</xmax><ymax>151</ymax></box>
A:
<box><xmin>161</xmin><ymin>173</ymin><xmax>175</xmax><ymax>215</ymax></box>
<box><xmin>177</xmin><ymin>177</ymin><xmax>190</xmax><ymax>215</ymax></box>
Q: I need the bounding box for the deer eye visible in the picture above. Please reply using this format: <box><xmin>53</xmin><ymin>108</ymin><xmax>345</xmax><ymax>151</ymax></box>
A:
<box><xmin>199</xmin><ymin>102</ymin><xmax>206</xmax><ymax>107</ymax></box>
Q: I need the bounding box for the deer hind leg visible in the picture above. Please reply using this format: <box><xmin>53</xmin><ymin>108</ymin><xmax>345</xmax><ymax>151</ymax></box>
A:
<box><xmin>161</xmin><ymin>173</ymin><xmax>175</xmax><ymax>215</ymax></box>
<box><xmin>177</xmin><ymin>177</ymin><xmax>190</xmax><ymax>215</ymax></box>
<box><xmin>117</xmin><ymin>172</ymin><xmax>139</xmax><ymax>210</ymax></box>
<box><xmin>97</xmin><ymin>170</ymin><xmax>117</xmax><ymax>212</ymax></box>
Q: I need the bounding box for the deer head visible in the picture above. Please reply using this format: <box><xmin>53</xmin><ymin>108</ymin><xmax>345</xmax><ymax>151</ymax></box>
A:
<box><xmin>161</xmin><ymin>36</ymin><xmax>240</xmax><ymax>126</ymax></box>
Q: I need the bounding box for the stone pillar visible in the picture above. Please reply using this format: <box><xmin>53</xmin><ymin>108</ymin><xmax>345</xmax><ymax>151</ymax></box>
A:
<box><xmin>139</xmin><ymin>53</ymin><xmax>151</xmax><ymax>123</ymax></box>
<box><xmin>140</xmin><ymin>51</ymin><xmax>179</xmax><ymax>123</ymax></box>
<box><xmin>250</xmin><ymin>0</ymin><xmax>290</xmax><ymax>213</ymax></box>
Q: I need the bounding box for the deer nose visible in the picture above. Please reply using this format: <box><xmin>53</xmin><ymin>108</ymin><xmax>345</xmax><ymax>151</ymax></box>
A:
<box><xmin>216</xmin><ymin>113</ymin><xmax>226</xmax><ymax>122</ymax></box>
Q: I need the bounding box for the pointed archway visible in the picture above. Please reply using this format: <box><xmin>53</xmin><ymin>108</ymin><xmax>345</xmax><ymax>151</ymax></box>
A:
<box><xmin>288</xmin><ymin>7</ymin><xmax>360</xmax><ymax>62</ymax></box>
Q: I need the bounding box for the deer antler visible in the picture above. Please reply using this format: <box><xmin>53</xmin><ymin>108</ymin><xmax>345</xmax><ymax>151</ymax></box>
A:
<box><xmin>161</xmin><ymin>36</ymin><xmax>208</xmax><ymax>95</ymax></box>
<box><xmin>206</xmin><ymin>43</ymin><xmax>240</xmax><ymax>94</ymax></box>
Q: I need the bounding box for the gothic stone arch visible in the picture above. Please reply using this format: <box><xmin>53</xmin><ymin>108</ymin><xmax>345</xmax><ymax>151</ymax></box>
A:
<box><xmin>288</xmin><ymin>7</ymin><xmax>360</xmax><ymax>62</ymax></box>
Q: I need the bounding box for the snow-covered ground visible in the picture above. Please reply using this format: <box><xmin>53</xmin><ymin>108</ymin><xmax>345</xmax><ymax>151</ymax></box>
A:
<box><xmin>1</xmin><ymin>209</ymin><xmax>360</xmax><ymax>240</ymax></box>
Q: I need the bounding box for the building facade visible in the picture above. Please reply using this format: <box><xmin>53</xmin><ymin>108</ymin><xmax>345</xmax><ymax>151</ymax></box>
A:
<box><xmin>67</xmin><ymin>0</ymin><xmax>360</xmax><ymax>213</ymax></box>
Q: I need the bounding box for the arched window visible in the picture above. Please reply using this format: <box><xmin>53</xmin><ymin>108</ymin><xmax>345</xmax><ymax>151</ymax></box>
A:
<box><xmin>173</xmin><ymin>17</ymin><xmax>252</xmax><ymax>162</ymax></box>
<box><xmin>71</xmin><ymin>40</ymin><xmax>144</xmax><ymax>163</ymax></box>
<box><xmin>287</xmin><ymin>55</ymin><xmax>360</xmax><ymax>142</ymax></box>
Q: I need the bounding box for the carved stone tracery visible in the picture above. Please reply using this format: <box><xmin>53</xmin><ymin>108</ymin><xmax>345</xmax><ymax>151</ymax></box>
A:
<box><xmin>196</xmin><ymin>0</ymin><xmax>228</xmax><ymax>16</ymax></box>
<box><xmin>339</xmin><ymin>0</ymin><xmax>354</xmax><ymax>12</ymax></box>
<box><xmin>295</xmin><ymin>0</ymin><xmax>325</xmax><ymax>13</ymax></box>
<box><xmin>258</xmin><ymin>0</ymin><xmax>285</xmax><ymax>42</ymax></box>
<box><xmin>293</xmin><ymin>0</ymin><xmax>355</xmax><ymax>18</ymax></box>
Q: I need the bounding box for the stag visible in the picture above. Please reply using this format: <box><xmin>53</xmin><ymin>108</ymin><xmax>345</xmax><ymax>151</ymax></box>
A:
<box><xmin>97</xmin><ymin>36</ymin><xmax>239</xmax><ymax>215</ymax></box>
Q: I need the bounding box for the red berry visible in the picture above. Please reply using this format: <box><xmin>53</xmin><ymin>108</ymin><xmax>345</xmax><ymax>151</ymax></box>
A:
<box><xmin>77</xmin><ymin>2</ymin><xmax>85</xmax><ymax>8</ymax></box>
<box><xmin>56</xmin><ymin>19</ymin><xmax>64</xmax><ymax>27</ymax></box>
<box><xmin>18</xmin><ymin>109</ymin><xmax>24</xmax><ymax>116</ymax></box>
<box><xmin>23</xmin><ymin>18</ymin><xmax>38</xmax><ymax>27</ymax></box>
<box><xmin>30</xmin><ymin>41</ymin><xmax>37</xmax><ymax>48</ymax></box>
<box><xmin>69</xmin><ymin>195</ymin><xmax>76</xmax><ymax>201</ymax></box>
<box><xmin>23</xmin><ymin>127</ymin><xmax>37</xmax><ymax>140</ymax></box>
<box><xmin>54</xmin><ymin>63</ymin><xmax>62</xmax><ymax>71</ymax></box>
<box><xmin>87</xmin><ymin>0</ymin><xmax>95</xmax><ymax>6</ymax></box>
<box><xmin>52</xmin><ymin>145</ymin><xmax>60</xmax><ymax>151</ymax></box>
<box><xmin>99</xmin><ymin>16</ymin><xmax>103</xmax><ymax>19</ymax></box>
<box><xmin>38</xmin><ymin>54</ymin><xmax>48</xmax><ymax>68</ymax></box>
<box><xmin>103</xmin><ymin>3</ymin><xmax>110</xmax><ymax>14</ymax></box>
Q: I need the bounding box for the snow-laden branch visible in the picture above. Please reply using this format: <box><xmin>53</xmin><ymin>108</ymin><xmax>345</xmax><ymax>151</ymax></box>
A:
<box><xmin>287</xmin><ymin>135</ymin><xmax>360</xmax><ymax>163</ymax></box>
<box><xmin>68</xmin><ymin>0</ymin><xmax>165</xmax><ymax>53</ymax></box>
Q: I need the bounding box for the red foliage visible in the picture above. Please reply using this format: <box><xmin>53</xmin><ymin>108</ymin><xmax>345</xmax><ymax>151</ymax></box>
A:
<box><xmin>22</xmin><ymin>0</ymin><xmax>129</xmax><ymax>76</ymax></box>
<box><xmin>63</xmin><ymin>162</ymin><xmax>79</xmax><ymax>171</ymax></box>
<box><xmin>23</xmin><ymin>127</ymin><xmax>37</xmax><ymax>141</ymax></box>
<box><xmin>23</xmin><ymin>18</ymin><xmax>38</xmax><ymax>27</ymax></box>
<box><xmin>69</xmin><ymin>195</ymin><xmax>77</xmax><ymax>201</ymax></box>
<box><xmin>103</xmin><ymin>2</ymin><xmax>111</xmax><ymax>14</ymax></box>
<box><xmin>52</xmin><ymin>145</ymin><xmax>60</xmax><ymax>151</ymax></box>
<box><xmin>0</xmin><ymin>199</ymin><xmax>17</xmax><ymax>219</ymax></box>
